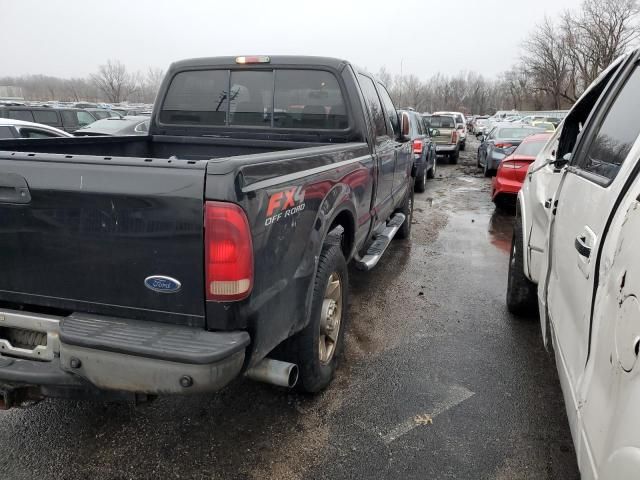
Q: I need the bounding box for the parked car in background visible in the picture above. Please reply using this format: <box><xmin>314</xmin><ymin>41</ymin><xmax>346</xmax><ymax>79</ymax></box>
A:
<box><xmin>476</xmin><ymin>124</ymin><xmax>544</xmax><ymax>177</ymax></box>
<box><xmin>85</xmin><ymin>108</ymin><xmax>122</xmax><ymax>120</ymax></box>
<box><xmin>74</xmin><ymin>116</ymin><xmax>150</xmax><ymax>136</ymax></box>
<box><xmin>472</xmin><ymin>116</ymin><xmax>489</xmax><ymax>134</ymax></box>
<box><xmin>434</xmin><ymin>111</ymin><xmax>467</xmax><ymax>150</ymax></box>
<box><xmin>0</xmin><ymin>118</ymin><xmax>72</xmax><ymax>139</ymax></box>
<box><xmin>507</xmin><ymin>48</ymin><xmax>640</xmax><ymax>479</ymax></box>
<box><xmin>399</xmin><ymin>109</ymin><xmax>436</xmax><ymax>192</ymax></box>
<box><xmin>491</xmin><ymin>133</ymin><xmax>551</xmax><ymax>209</ymax></box>
<box><xmin>112</xmin><ymin>108</ymin><xmax>152</xmax><ymax>116</ymax></box>
<box><xmin>0</xmin><ymin>106</ymin><xmax>97</xmax><ymax>133</ymax></box>
<box><xmin>531</xmin><ymin>120</ymin><xmax>556</xmax><ymax>132</ymax></box>
<box><xmin>429</xmin><ymin>114</ymin><xmax>460</xmax><ymax>163</ymax></box>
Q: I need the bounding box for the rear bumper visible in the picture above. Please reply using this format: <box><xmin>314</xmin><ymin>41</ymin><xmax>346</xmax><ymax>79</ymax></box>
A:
<box><xmin>436</xmin><ymin>144</ymin><xmax>457</xmax><ymax>153</ymax></box>
<box><xmin>492</xmin><ymin>175</ymin><xmax>523</xmax><ymax>198</ymax></box>
<box><xmin>0</xmin><ymin>308</ymin><xmax>249</xmax><ymax>397</ymax></box>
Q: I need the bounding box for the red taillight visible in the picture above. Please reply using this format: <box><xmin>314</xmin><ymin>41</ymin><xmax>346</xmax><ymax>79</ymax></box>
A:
<box><xmin>501</xmin><ymin>161</ymin><xmax>526</xmax><ymax>169</ymax></box>
<box><xmin>205</xmin><ymin>201</ymin><xmax>253</xmax><ymax>301</ymax></box>
<box><xmin>412</xmin><ymin>139</ymin><xmax>423</xmax><ymax>155</ymax></box>
<box><xmin>451</xmin><ymin>131</ymin><xmax>458</xmax><ymax>144</ymax></box>
<box><xmin>495</xmin><ymin>143</ymin><xmax>513</xmax><ymax>149</ymax></box>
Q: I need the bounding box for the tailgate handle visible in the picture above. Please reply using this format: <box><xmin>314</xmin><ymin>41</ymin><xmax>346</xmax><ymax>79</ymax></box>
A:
<box><xmin>0</xmin><ymin>173</ymin><xmax>31</xmax><ymax>204</ymax></box>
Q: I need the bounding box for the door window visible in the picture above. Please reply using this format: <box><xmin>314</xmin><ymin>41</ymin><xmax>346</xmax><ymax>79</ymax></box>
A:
<box><xmin>19</xmin><ymin>128</ymin><xmax>60</xmax><ymax>138</ymax></box>
<box><xmin>577</xmin><ymin>66</ymin><xmax>640</xmax><ymax>182</ymax></box>
<box><xmin>357</xmin><ymin>75</ymin><xmax>387</xmax><ymax>139</ymax></box>
<box><xmin>33</xmin><ymin>110</ymin><xmax>59</xmax><ymax>125</ymax></box>
<box><xmin>377</xmin><ymin>84</ymin><xmax>399</xmax><ymax>137</ymax></box>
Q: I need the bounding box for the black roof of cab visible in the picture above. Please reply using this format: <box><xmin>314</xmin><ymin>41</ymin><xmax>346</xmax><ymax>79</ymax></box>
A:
<box><xmin>169</xmin><ymin>55</ymin><xmax>351</xmax><ymax>72</ymax></box>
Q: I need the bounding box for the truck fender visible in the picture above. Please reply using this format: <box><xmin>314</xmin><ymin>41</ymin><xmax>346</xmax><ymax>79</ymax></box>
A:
<box><xmin>292</xmin><ymin>185</ymin><xmax>357</xmax><ymax>336</ymax></box>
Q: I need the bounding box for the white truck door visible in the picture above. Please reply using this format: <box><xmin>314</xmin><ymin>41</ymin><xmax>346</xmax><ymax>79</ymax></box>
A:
<box><xmin>579</xmin><ymin>166</ymin><xmax>640</xmax><ymax>479</ymax></box>
<box><xmin>546</xmin><ymin>62</ymin><xmax>640</xmax><ymax>434</ymax></box>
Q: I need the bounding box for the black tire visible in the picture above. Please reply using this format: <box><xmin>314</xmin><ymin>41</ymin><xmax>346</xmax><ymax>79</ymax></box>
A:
<box><xmin>483</xmin><ymin>157</ymin><xmax>492</xmax><ymax>177</ymax></box>
<box><xmin>427</xmin><ymin>157</ymin><xmax>436</xmax><ymax>179</ymax></box>
<box><xmin>414</xmin><ymin>165</ymin><xmax>426</xmax><ymax>193</ymax></box>
<box><xmin>506</xmin><ymin>218</ymin><xmax>537</xmax><ymax>316</ymax></box>
<box><xmin>460</xmin><ymin>141</ymin><xmax>466</xmax><ymax>152</ymax></box>
<box><xmin>285</xmin><ymin>238</ymin><xmax>348</xmax><ymax>393</ymax></box>
<box><xmin>477</xmin><ymin>150</ymin><xmax>481</xmax><ymax>168</ymax></box>
<box><xmin>450</xmin><ymin>149</ymin><xmax>459</xmax><ymax>164</ymax></box>
<box><xmin>396</xmin><ymin>183</ymin><xmax>414</xmax><ymax>239</ymax></box>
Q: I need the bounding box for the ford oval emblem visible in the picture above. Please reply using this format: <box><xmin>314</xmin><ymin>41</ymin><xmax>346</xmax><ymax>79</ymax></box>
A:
<box><xmin>144</xmin><ymin>276</ymin><xmax>182</xmax><ymax>293</ymax></box>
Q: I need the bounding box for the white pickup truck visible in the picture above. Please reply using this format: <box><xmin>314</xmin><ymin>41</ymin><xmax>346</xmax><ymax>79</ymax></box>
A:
<box><xmin>507</xmin><ymin>48</ymin><xmax>640</xmax><ymax>479</ymax></box>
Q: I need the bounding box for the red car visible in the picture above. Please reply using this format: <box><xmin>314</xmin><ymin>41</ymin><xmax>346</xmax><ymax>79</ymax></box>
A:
<box><xmin>491</xmin><ymin>133</ymin><xmax>552</xmax><ymax>208</ymax></box>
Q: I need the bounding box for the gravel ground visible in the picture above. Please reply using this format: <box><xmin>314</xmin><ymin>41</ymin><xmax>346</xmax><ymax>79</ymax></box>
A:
<box><xmin>0</xmin><ymin>137</ymin><xmax>580</xmax><ymax>480</ymax></box>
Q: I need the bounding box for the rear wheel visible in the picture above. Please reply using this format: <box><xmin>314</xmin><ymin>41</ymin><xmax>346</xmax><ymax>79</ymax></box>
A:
<box><xmin>450</xmin><ymin>149</ymin><xmax>459</xmax><ymax>164</ymax></box>
<box><xmin>396</xmin><ymin>183</ymin><xmax>414</xmax><ymax>239</ymax></box>
<box><xmin>427</xmin><ymin>157</ymin><xmax>436</xmax><ymax>179</ymax></box>
<box><xmin>460</xmin><ymin>141</ymin><xmax>466</xmax><ymax>151</ymax></box>
<box><xmin>285</xmin><ymin>238</ymin><xmax>348</xmax><ymax>393</ymax></box>
<box><xmin>506</xmin><ymin>219</ymin><xmax>537</xmax><ymax>316</ymax></box>
<box><xmin>483</xmin><ymin>157</ymin><xmax>492</xmax><ymax>177</ymax></box>
<box><xmin>414</xmin><ymin>165</ymin><xmax>427</xmax><ymax>193</ymax></box>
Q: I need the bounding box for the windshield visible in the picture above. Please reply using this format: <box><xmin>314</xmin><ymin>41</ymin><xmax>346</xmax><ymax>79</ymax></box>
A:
<box><xmin>496</xmin><ymin>127</ymin><xmax>542</xmax><ymax>139</ymax></box>
<box><xmin>428</xmin><ymin>116</ymin><xmax>455</xmax><ymax>128</ymax></box>
<box><xmin>513</xmin><ymin>139</ymin><xmax>548</xmax><ymax>157</ymax></box>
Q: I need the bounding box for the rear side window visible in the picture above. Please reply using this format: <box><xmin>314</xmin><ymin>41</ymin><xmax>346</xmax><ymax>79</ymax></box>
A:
<box><xmin>9</xmin><ymin>110</ymin><xmax>34</xmax><ymax>122</ymax></box>
<box><xmin>33</xmin><ymin>110</ymin><xmax>59</xmax><ymax>125</ymax></box>
<box><xmin>230</xmin><ymin>70</ymin><xmax>273</xmax><ymax>127</ymax></box>
<box><xmin>577</xmin><ymin>65</ymin><xmax>640</xmax><ymax>182</ymax></box>
<box><xmin>161</xmin><ymin>68</ymin><xmax>347</xmax><ymax>130</ymax></box>
<box><xmin>0</xmin><ymin>126</ymin><xmax>15</xmax><ymax>138</ymax></box>
<box><xmin>161</xmin><ymin>69</ymin><xmax>229</xmax><ymax>125</ymax></box>
<box><xmin>274</xmin><ymin>70</ymin><xmax>347</xmax><ymax>129</ymax></box>
<box><xmin>77</xmin><ymin>111</ymin><xmax>96</xmax><ymax>127</ymax></box>
<box><xmin>358</xmin><ymin>75</ymin><xmax>387</xmax><ymax>139</ymax></box>
<box><xmin>61</xmin><ymin>110</ymin><xmax>77</xmax><ymax>126</ymax></box>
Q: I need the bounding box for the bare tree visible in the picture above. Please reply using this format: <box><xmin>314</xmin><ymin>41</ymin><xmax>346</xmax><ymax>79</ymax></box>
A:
<box><xmin>90</xmin><ymin>60</ymin><xmax>139</xmax><ymax>103</ymax></box>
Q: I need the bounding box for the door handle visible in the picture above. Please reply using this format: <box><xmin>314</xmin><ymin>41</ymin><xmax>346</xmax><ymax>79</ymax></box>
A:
<box><xmin>0</xmin><ymin>173</ymin><xmax>31</xmax><ymax>204</ymax></box>
<box><xmin>574</xmin><ymin>235</ymin><xmax>592</xmax><ymax>258</ymax></box>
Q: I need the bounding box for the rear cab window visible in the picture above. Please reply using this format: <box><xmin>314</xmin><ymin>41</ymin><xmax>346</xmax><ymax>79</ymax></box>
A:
<box><xmin>160</xmin><ymin>68</ymin><xmax>348</xmax><ymax>130</ymax></box>
<box><xmin>357</xmin><ymin>74</ymin><xmax>387</xmax><ymax>141</ymax></box>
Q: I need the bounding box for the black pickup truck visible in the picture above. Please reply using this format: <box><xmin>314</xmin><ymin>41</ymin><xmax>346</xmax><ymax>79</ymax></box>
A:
<box><xmin>0</xmin><ymin>56</ymin><xmax>414</xmax><ymax>406</ymax></box>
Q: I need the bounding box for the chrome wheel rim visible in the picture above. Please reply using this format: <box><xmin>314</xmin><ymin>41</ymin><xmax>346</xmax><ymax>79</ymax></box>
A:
<box><xmin>319</xmin><ymin>272</ymin><xmax>342</xmax><ymax>364</ymax></box>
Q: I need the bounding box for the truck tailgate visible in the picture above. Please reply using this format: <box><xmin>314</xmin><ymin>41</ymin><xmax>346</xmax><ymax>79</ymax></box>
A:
<box><xmin>0</xmin><ymin>154</ymin><xmax>207</xmax><ymax>327</ymax></box>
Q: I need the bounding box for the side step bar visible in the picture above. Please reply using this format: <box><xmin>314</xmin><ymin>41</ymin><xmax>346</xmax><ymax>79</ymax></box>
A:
<box><xmin>355</xmin><ymin>213</ymin><xmax>406</xmax><ymax>271</ymax></box>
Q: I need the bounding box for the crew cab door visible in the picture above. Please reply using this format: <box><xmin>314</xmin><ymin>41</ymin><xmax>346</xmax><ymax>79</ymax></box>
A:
<box><xmin>376</xmin><ymin>84</ymin><xmax>411</xmax><ymax>203</ymax></box>
<box><xmin>357</xmin><ymin>74</ymin><xmax>396</xmax><ymax>223</ymax></box>
<box><xmin>546</xmin><ymin>62</ymin><xmax>640</xmax><ymax>421</ymax></box>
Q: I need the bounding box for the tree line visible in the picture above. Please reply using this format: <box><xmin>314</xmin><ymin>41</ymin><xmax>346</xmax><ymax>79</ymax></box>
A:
<box><xmin>0</xmin><ymin>60</ymin><xmax>164</xmax><ymax>104</ymax></box>
<box><xmin>382</xmin><ymin>0</ymin><xmax>640</xmax><ymax>113</ymax></box>
<box><xmin>2</xmin><ymin>0</ymin><xmax>639</xmax><ymax>112</ymax></box>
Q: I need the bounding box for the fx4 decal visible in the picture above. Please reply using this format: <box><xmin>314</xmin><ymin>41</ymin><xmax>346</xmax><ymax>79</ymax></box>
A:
<box><xmin>265</xmin><ymin>186</ymin><xmax>306</xmax><ymax>226</ymax></box>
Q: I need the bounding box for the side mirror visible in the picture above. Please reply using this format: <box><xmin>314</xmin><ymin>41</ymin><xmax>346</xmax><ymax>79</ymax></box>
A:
<box><xmin>553</xmin><ymin>152</ymin><xmax>572</xmax><ymax>169</ymax></box>
<box><xmin>430</xmin><ymin>128</ymin><xmax>440</xmax><ymax>137</ymax></box>
<box><xmin>457</xmin><ymin>125</ymin><xmax>464</xmax><ymax>130</ymax></box>
<box><xmin>399</xmin><ymin>111</ymin><xmax>410</xmax><ymax>142</ymax></box>
<box><xmin>476</xmin><ymin>133</ymin><xmax>485</xmax><ymax>141</ymax></box>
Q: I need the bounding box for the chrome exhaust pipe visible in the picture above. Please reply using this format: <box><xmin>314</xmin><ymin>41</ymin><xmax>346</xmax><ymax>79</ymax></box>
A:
<box><xmin>246</xmin><ymin>358</ymin><xmax>298</xmax><ymax>388</ymax></box>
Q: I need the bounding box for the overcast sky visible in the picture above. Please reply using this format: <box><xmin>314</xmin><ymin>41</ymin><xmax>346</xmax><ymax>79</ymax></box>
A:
<box><xmin>5</xmin><ymin>0</ymin><xmax>582</xmax><ymax>80</ymax></box>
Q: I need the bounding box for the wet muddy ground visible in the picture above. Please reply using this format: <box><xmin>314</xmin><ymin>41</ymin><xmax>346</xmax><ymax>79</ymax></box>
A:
<box><xmin>0</xmin><ymin>138</ymin><xmax>579</xmax><ymax>480</ymax></box>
